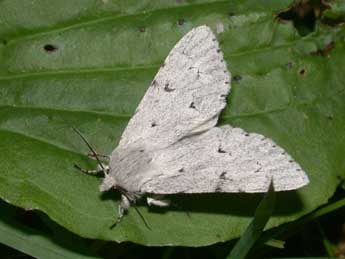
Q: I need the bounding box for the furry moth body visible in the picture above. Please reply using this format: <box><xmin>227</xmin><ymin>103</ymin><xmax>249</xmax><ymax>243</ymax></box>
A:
<box><xmin>80</xmin><ymin>25</ymin><xmax>309</xmax><ymax>225</ymax></box>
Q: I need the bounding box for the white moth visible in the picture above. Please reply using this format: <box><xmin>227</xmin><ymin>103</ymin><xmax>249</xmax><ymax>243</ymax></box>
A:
<box><xmin>77</xmin><ymin>25</ymin><xmax>309</xmax><ymax>225</ymax></box>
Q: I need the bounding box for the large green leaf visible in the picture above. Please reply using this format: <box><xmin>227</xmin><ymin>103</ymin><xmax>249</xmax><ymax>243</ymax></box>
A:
<box><xmin>0</xmin><ymin>0</ymin><xmax>344</xmax><ymax>246</ymax></box>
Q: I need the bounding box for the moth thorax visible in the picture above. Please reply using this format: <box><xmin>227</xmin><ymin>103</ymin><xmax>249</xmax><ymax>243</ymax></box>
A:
<box><xmin>109</xmin><ymin>145</ymin><xmax>153</xmax><ymax>192</ymax></box>
<box><xmin>99</xmin><ymin>174</ymin><xmax>116</xmax><ymax>192</ymax></box>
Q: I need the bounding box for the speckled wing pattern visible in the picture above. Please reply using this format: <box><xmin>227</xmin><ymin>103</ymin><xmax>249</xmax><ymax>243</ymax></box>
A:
<box><xmin>114</xmin><ymin>25</ymin><xmax>309</xmax><ymax>194</ymax></box>
<box><xmin>119</xmin><ymin>25</ymin><xmax>230</xmax><ymax>150</ymax></box>
<box><xmin>139</xmin><ymin>126</ymin><xmax>309</xmax><ymax>193</ymax></box>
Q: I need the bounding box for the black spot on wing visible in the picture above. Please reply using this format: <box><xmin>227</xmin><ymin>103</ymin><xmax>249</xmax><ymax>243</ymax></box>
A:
<box><xmin>215</xmin><ymin>186</ymin><xmax>223</xmax><ymax>192</ymax></box>
<box><xmin>217</xmin><ymin>147</ymin><xmax>226</xmax><ymax>153</ymax></box>
<box><xmin>151</xmin><ymin>79</ymin><xmax>157</xmax><ymax>87</ymax></box>
<box><xmin>164</xmin><ymin>83</ymin><xmax>175</xmax><ymax>92</ymax></box>
<box><xmin>219</xmin><ymin>171</ymin><xmax>227</xmax><ymax>180</ymax></box>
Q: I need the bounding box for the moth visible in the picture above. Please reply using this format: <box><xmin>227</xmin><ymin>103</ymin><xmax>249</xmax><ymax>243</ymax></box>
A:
<box><xmin>75</xmin><ymin>25</ymin><xmax>309</xmax><ymax>225</ymax></box>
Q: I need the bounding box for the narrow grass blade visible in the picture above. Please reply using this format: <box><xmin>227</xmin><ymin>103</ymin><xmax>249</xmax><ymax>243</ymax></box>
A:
<box><xmin>264</xmin><ymin>239</ymin><xmax>285</xmax><ymax>249</ymax></box>
<box><xmin>227</xmin><ymin>182</ymin><xmax>276</xmax><ymax>259</ymax></box>
<box><xmin>254</xmin><ymin>196</ymin><xmax>345</xmax><ymax>258</ymax></box>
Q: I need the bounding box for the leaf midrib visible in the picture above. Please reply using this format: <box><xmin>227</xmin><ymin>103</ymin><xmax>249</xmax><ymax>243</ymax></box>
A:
<box><xmin>3</xmin><ymin>0</ymin><xmax>231</xmax><ymax>45</ymax></box>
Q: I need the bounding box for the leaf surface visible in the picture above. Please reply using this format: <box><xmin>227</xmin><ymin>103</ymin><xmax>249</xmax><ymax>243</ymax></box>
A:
<box><xmin>0</xmin><ymin>0</ymin><xmax>344</xmax><ymax>246</ymax></box>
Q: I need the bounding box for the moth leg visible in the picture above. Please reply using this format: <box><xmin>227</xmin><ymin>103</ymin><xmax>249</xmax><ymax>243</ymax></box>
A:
<box><xmin>87</xmin><ymin>152</ymin><xmax>110</xmax><ymax>161</ymax></box>
<box><xmin>147</xmin><ymin>196</ymin><xmax>190</xmax><ymax>218</ymax></box>
<box><xmin>74</xmin><ymin>163</ymin><xmax>109</xmax><ymax>175</ymax></box>
<box><xmin>146</xmin><ymin>195</ymin><xmax>170</xmax><ymax>207</ymax></box>
<box><xmin>113</xmin><ymin>194</ymin><xmax>131</xmax><ymax>227</ymax></box>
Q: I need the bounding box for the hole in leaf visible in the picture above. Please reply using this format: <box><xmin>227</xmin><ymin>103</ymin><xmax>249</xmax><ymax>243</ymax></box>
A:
<box><xmin>44</xmin><ymin>44</ymin><xmax>58</xmax><ymax>52</ymax></box>
<box><xmin>233</xmin><ymin>75</ymin><xmax>242</xmax><ymax>81</ymax></box>
<box><xmin>277</xmin><ymin>0</ymin><xmax>330</xmax><ymax>36</ymax></box>
<box><xmin>177</xmin><ymin>19</ymin><xmax>185</xmax><ymax>26</ymax></box>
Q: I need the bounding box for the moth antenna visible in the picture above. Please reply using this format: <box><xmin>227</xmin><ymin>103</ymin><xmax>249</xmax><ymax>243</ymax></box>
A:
<box><xmin>71</xmin><ymin>127</ymin><xmax>106</xmax><ymax>172</ymax></box>
<box><xmin>120</xmin><ymin>191</ymin><xmax>151</xmax><ymax>230</ymax></box>
<box><xmin>133</xmin><ymin>206</ymin><xmax>151</xmax><ymax>230</ymax></box>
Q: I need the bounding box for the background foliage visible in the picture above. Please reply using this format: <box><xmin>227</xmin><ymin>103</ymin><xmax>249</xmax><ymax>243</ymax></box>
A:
<box><xmin>0</xmin><ymin>0</ymin><xmax>344</xmax><ymax>258</ymax></box>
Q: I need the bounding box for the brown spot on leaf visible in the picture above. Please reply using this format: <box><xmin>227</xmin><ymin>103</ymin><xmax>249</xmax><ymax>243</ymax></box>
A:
<box><xmin>139</xmin><ymin>26</ymin><xmax>146</xmax><ymax>32</ymax></box>
<box><xmin>299</xmin><ymin>68</ymin><xmax>306</xmax><ymax>76</ymax></box>
<box><xmin>311</xmin><ymin>41</ymin><xmax>335</xmax><ymax>56</ymax></box>
<box><xmin>286</xmin><ymin>61</ymin><xmax>293</xmax><ymax>69</ymax></box>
